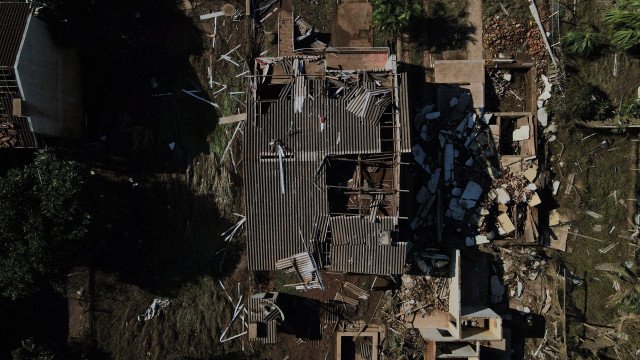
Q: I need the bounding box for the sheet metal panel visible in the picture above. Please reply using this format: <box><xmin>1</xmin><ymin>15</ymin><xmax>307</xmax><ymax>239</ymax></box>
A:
<box><xmin>331</xmin><ymin>241</ymin><xmax>407</xmax><ymax>274</ymax></box>
<box><xmin>329</xmin><ymin>216</ymin><xmax>396</xmax><ymax>245</ymax></box>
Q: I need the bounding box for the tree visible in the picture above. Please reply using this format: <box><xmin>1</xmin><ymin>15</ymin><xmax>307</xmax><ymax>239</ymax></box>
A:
<box><xmin>562</xmin><ymin>27</ymin><xmax>604</xmax><ymax>58</ymax></box>
<box><xmin>0</xmin><ymin>150</ymin><xmax>90</xmax><ymax>300</ymax></box>
<box><xmin>372</xmin><ymin>0</ymin><xmax>422</xmax><ymax>35</ymax></box>
<box><xmin>604</xmin><ymin>0</ymin><xmax>640</xmax><ymax>52</ymax></box>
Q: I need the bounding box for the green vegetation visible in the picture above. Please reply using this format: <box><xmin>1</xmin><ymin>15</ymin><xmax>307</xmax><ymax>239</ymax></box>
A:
<box><xmin>561</xmin><ymin>0</ymin><xmax>640</xmax><ymax>58</ymax></box>
<box><xmin>11</xmin><ymin>338</ymin><xmax>59</xmax><ymax>360</ymax></box>
<box><xmin>562</xmin><ymin>27</ymin><xmax>605</xmax><ymax>58</ymax></box>
<box><xmin>548</xmin><ymin>76</ymin><xmax>613</xmax><ymax>121</ymax></box>
<box><xmin>621</xmin><ymin>97</ymin><xmax>640</xmax><ymax>118</ymax></box>
<box><xmin>596</xmin><ymin>263</ymin><xmax>640</xmax><ymax>314</ymax></box>
<box><xmin>372</xmin><ymin>0</ymin><xmax>423</xmax><ymax>35</ymax></box>
<box><xmin>409</xmin><ymin>1</ymin><xmax>474</xmax><ymax>53</ymax></box>
<box><xmin>0</xmin><ymin>150</ymin><xmax>90</xmax><ymax>300</ymax></box>
<box><xmin>604</xmin><ymin>0</ymin><xmax>640</xmax><ymax>52</ymax></box>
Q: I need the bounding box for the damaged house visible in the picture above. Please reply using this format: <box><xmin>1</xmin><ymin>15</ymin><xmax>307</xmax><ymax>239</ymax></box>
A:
<box><xmin>399</xmin><ymin>250</ymin><xmax>506</xmax><ymax>359</ymax></box>
<box><xmin>0</xmin><ymin>2</ymin><xmax>83</xmax><ymax>149</ymax></box>
<box><xmin>243</xmin><ymin>47</ymin><xmax>412</xmax><ymax>278</ymax></box>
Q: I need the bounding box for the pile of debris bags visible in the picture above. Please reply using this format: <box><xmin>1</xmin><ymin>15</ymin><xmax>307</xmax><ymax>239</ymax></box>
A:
<box><xmin>411</xmin><ymin>86</ymin><xmax>542</xmax><ymax>247</ymax></box>
<box><xmin>399</xmin><ymin>275</ymin><xmax>450</xmax><ymax>317</ymax></box>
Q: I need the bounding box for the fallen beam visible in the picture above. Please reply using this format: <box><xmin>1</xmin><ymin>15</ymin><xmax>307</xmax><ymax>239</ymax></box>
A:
<box><xmin>219</xmin><ymin>113</ymin><xmax>247</xmax><ymax>124</ymax></box>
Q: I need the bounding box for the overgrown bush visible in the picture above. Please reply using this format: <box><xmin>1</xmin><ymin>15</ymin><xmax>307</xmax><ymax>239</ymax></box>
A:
<box><xmin>548</xmin><ymin>77</ymin><xmax>613</xmax><ymax>121</ymax></box>
<box><xmin>562</xmin><ymin>27</ymin><xmax>605</xmax><ymax>58</ymax></box>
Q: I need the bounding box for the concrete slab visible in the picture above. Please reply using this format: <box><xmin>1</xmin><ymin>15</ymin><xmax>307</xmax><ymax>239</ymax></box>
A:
<box><xmin>434</xmin><ymin>60</ymin><xmax>485</xmax><ymax>84</ymax></box>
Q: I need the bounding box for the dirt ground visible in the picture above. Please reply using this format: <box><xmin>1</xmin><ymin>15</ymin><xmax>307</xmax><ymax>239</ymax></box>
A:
<box><xmin>332</xmin><ymin>0</ymin><xmax>373</xmax><ymax>48</ymax></box>
<box><xmin>551</xmin><ymin>126</ymin><xmax>640</xmax><ymax>358</ymax></box>
<box><xmin>61</xmin><ymin>0</ymin><xmax>253</xmax><ymax>358</ymax></box>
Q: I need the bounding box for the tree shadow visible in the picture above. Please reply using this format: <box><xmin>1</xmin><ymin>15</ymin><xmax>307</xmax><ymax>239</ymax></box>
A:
<box><xmin>82</xmin><ymin>174</ymin><xmax>240</xmax><ymax>296</ymax></box>
<box><xmin>408</xmin><ymin>1</ymin><xmax>476</xmax><ymax>53</ymax></box>
<box><xmin>276</xmin><ymin>293</ymin><xmax>322</xmax><ymax>340</ymax></box>
<box><xmin>42</xmin><ymin>0</ymin><xmax>218</xmax><ymax>173</ymax></box>
<box><xmin>0</xmin><ymin>288</ymin><xmax>68</xmax><ymax>359</ymax></box>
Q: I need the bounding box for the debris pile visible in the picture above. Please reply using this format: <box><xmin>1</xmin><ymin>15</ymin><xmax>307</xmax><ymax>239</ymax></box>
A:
<box><xmin>410</xmin><ymin>87</ymin><xmax>542</xmax><ymax>246</ymax></box>
<box><xmin>483</xmin><ymin>15</ymin><xmax>550</xmax><ymax>74</ymax></box>
<box><xmin>487</xmin><ymin>69</ymin><xmax>514</xmax><ymax>99</ymax></box>
<box><xmin>399</xmin><ymin>275</ymin><xmax>450</xmax><ymax>315</ymax></box>
<box><xmin>379</xmin><ymin>291</ymin><xmax>426</xmax><ymax>359</ymax></box>
<box><xmin>498</xmin><ymin>248</ymin><xmax>548</xmax><ymax>307</ymax></box>
<box><xmin>483</xmin><ymin>17</ymin><xmax>528</xmax><ymax>58</ymax></box>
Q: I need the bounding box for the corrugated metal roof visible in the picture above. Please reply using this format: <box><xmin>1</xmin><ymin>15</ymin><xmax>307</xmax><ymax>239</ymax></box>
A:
<box><xmin>245</xmin><ymin>77</ymin><xmax>387</xmax><ymax>270</ymax></box>
<box><xmin>330</xmin><ymin>217</ymin><xmax>408</xmax><ymax>275</ymax></box>
<box><xmin>329</xmin><ymin>215</ymin><xmax>396</xmax><ymax>246</ymax></box>
<box><xmin>0</xmin><ymin>2</ymin><xmax>30</xmax><ymax>67</ymax></box>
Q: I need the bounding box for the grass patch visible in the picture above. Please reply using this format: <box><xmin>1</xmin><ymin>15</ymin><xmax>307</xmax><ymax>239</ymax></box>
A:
<box><xmin>272</xmin><ymin>271</ymin><xmax>300</xmax><ymax>295</ymax></box>
<box><xmin>551</xmin><ymin>124</ymin><xmax>639</xmax><ymax>354</ymax></box>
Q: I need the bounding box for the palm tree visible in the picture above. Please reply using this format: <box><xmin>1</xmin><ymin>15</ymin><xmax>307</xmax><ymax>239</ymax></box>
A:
<box><xmin>604</xmin><ymin>0</ymin><xmax>640</xmax><ymax>52</ymax></box>
<box><xmin>562</xmin><ymin>27</ymin><xmax>604</xmax><ymax>57</ymax></box>
<box><xmin>372</xmin><ymin>0</ymin><xmax>423</xmax><ymax>36</ymax></box>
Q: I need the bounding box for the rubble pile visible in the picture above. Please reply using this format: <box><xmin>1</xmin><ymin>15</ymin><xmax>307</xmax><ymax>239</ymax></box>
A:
<box><xmin>410</xmin><ymin>90</ymin><xmax>489</xmax><ymax>242</ymax></box>
<box><xmin>400</xmin><ymin>275</ymin><xmax>450</xmax><ymax>315</ymax></box>
<box><xmin>483</xmin><ymin>17</ymin><xmax>528</xmax><ymax>58</ymax></box>
<box><xmin>487</xmin><ymin>69</ymin><xmax>513</xmax><ymax>98</ymax></box>
<box><xmin>500</xmin><ymin>249</ymin><xmax>547</xmax><ymax>288</ymax></box>
<box><xmin>536</xmin><ymin>74</ymin><xmax>555</xmax><ymax>132</ymax></box>
<box><xmin>483</xmin><ymin>16</ymin><xmax>549</xmax><ymax>75</ymax></box>
<box><xmin>525</xmin><ymin>27</ymin><xmax>547</xmax><ymax>59</ymax></box>
<box><xmin>411</xmin><ymin>87</ymin><xmax>542</xmax><ymax>246</ymax></box>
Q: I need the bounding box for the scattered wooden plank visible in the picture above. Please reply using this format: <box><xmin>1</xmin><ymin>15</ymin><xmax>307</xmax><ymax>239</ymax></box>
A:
<box><xmin>219</xmin><ymin>113</ymin><xmax>247</xmax><ymax>124</ymax></box>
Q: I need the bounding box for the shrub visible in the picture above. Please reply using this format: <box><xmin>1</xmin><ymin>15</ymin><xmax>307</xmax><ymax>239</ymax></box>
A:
<box><xmin>11</xmin><ymin>338</ymin><xmax>60</xmax><ymax>360</ymax></box>
<box><xmin>604</xmin><ymin>0</ymin><xmax>640</xmax><ymax>52</ymax></box>
<box><xmin>562</xmin><ymin>28</ymin><xmax>605</xmax><ymax>58</ymax></box>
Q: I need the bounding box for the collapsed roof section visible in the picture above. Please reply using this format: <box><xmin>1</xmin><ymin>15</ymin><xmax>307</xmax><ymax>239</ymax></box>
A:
<box><xmin>244</xmin><ymin>50</ymin><xmax>411</xmax><ymax>274</ymax></box>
